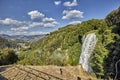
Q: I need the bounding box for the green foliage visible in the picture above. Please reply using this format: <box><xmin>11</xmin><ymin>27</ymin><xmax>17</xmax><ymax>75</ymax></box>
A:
<box><xmin>105</xmin><ymin>7</ymin><xmax>120</xmax><ymax>26</ymax></box>
<box><xmin>91</xmin><ymin>30</ymin><xmax>115</xmax><ymax>78</ymax></box>
<box><xmin>68</xmin><ymin>43</ymin><xmax>81</xmax><ymax>65</ymax></box>
<box><xmin>49</xmin><ymin>49</ymin><xmax>66</xmax><ymax>66</ymax></box>
<box><xmin>18</xmin><ymin>53</ymin><xmax>42</xmax><ymax>65</ymax></box>
<box><xmin>18</xmin><ymin>19</ymin><xmax>108</xmax><ymax>66</ymax></box>
<box><xmin>91</xmin><ymin>7</ymin><xmax>120</xmax><ymax>79</ymax></box>
<box><xmin>0</xmin><ymin>49</ymin><xmax>18</xmax><ymax>65</ymax></box>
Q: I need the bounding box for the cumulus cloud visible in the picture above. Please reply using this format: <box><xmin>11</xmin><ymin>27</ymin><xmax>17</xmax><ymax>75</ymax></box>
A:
<box><xmin>62</xmin><ymin>10</ymin><xmax>84</xmax><ymax>20</ymax></box>
<box><xmin>0</xmin><ymin>10</ymin><xmax>59</xmax><ymax>35</ymax></box>
<box><xmin>29</xmin><ymin>22</ymin><xmax>44</xmax><ymax>28</ymax></box>
<box><xmin>68</xmin><ymin>21</ymin><xmax>81</xmax><ymax>25</ymax></box>
<box><xmin>29</xmin><ymin>19</ymin><xmax>58</xmax><ymax>28</ymax></box>
<box><xmin>0</xmin><ymin>18</ymin><xmax>29</xmax><ymax>31</ymax></box>
<box><xmin>54</xmin><ymin>1</ymin><xmax>61</xmax><ymax>5</ymax></box>
<box><xmin>0</xmin><ymin>18</ymin><xmax>58</xmax><ymax>32</ymax></box>
<box><xmin>0</xmin><ymin>18</ymin><xmax>22</xmax><ymax>26</ymax></box>
<box><xmin>63</xmin><ymin>0</ymin><xmax>78</xmax><ymax>7</ymax></box>
<box><xmin>42</xmin><ymin>17</ymin><xmax>58</xmax><ymax>27</ymax></box>
<box><xmin>28</xmin><ymin>10</ymin><xmax>45</xmax><ymax>20</ymax></box>
<box><xmin>42</xmin><ymin>17</ymin><xmax>55</xmax><ymax>22</ymax></box>
<box><xmin>44</xmin><ymin>21</ymin><xmax>58</xmax><ymax>27</ymax></box>
<box><xmin>11</xmin><ymin>27</ymin><xmax>29</xmax><ymax>31</ymax></box>
<box><xmin>10</xmin><ymin>20</ymin><xmax>58</xmax><ymax>32</ymax></box>
<box><xmin>0</xmin><ymin>17</ymin><xmax>58</xmax><ymax>31</ymax></box>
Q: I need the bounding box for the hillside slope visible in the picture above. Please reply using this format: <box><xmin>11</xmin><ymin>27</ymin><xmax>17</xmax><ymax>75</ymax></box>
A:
<box><xmin>18</xmin><ymin>19</ymin><xmax>107</xmax><ymax>65</ymax></box>
<box><xmin>0</xmin><ymin>36</ymin><xmax>20</xmax><ymax>49</ymax></box>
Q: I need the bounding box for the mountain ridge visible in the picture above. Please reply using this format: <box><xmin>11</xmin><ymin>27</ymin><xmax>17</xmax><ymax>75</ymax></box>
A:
<box><xmin>0</xmin><ymin>34</ymin><xmax>45</xmax><ymax>41</ymax></box>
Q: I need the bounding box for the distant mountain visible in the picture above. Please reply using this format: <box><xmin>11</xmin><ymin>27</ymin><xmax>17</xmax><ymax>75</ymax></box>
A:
<box><xmin>0</xmin><ymin>34</ymin><xmax>45</xmax><ymax>41</ymax></box>
<box><xmin>0</xmin><ymin>36</ymin><xmax>20</xmax><ymax>49</ymax></box>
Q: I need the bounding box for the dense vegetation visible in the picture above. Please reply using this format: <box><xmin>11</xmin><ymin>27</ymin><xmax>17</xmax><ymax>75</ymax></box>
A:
<box><xmin>0</xmin><ymin>37</ymin><xmax>20</xmax><ymax>65</ymax></box>
<box><xmin>0</xmin><ymin>49</ymin><xmax>18</xmax><ymax>65</ymax></box>
<box><xmin>17</xmin><ymin>19</ymin><xmax>106</xmax><ymax>66</ymax></box>
<box><xmin>91</xmin><ymin>7</ymin><xmax>120</xmax><ymax>79</ymax></box>
<box><xmin>0</xmin><ymin>7</ymin><xmax>120</xmax><ymax>79</ymax></box>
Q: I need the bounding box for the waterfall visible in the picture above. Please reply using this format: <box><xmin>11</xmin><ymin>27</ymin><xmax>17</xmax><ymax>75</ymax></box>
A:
<box><xmin>79</xmin><ymin>33</ymin><xmax>98</xmax><ymax>72</ymax></box>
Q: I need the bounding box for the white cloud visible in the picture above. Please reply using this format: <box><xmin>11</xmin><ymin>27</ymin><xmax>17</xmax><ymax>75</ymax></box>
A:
<box><xmin>63</xmin><ymin>0</ymin><xmax>78</xmax><ymax>7</ymax></box>
<box><xmin>0</xmin><ymin>10</ymin><xmax>59</xmax><ymax>35</ymax></box>
<box><xmin>11</xmin><ymin>27</ymin><xmax>29</xmax><ymax>31</ymax></box>
<box><xmin>0</xmin><ymin>18</ymin><xmax>22</xmax><ymax>26</ymax></box>
<box><xmin>28</xmin><ymin>10</ymin><xmax>45</xmax><ymax>20</ymax></box>
<box><xmin>62</xmin><ymin>10</ymin><xmax>84</xmax><ymax>20</ymax></box>
<box><xmin>8</xmin><ymin>18</ymin><xmax>58</xmax><ymax>32</ymax></box>
<box><xmin>0</xmin><ymin>11</ymin><xmax>58</xmax><ymax>29</ymax></box>
<box><xmin>42</xmin><ymin>17</ymin><xmax>58</xmax><ymax>27</ymax></box>
<box><xmin>44</xmin><ymin>21</ymin><xmax>58</xmax><ymax>27</ymax></box>
<box><xmin>54</xmin><ymin>1</ymin><xmax>61</xmax><ymax>5</ymax></box>
<box><xmin>42</xmin><ymin>17</ymin><xmax>55</xmax><ymax>22</ymax></box>
<box><xmin>68</xmin><ymin>21</ymin><xmax>81</xmax><ymax>25</ymax></box>
<box><xmin>29</xmin><ymin>20</ymin><xmax>58</xmax><ymax>28</ymax></box>
<box><xmin>2</xmin><ymin>31</ymin><xmax>49</xmax><ymax>35</ymax></box>
<box><xmin>0</xmin><ymin>17</ymin><xmax>58</xmax><ymax>31</ymax></box>
<box><xmin>29</xmin><ymin>22</ymin><xmax>44</xmax><ymax>28</ymax></box>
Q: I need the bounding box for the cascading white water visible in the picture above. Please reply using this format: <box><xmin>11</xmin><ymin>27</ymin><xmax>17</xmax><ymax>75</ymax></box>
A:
<box><xmin>79</xmin><ymin>33</ymin><xmax>98</xmax><ymax>72</ymax></box>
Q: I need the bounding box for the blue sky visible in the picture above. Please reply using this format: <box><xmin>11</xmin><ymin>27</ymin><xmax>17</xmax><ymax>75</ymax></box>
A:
<box><xmin>0</xmin><ymin>0</ymin><xmax>119</xmax><ymax>35</ymax></box>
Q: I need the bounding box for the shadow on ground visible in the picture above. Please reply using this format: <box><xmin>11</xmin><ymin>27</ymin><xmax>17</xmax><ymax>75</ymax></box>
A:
<box><xmin>0</xmin><ymin>74</ymin><xmax>8</xmax><ymax>80</ymax></box>
<box><xmin>0</xmin><ymin>65</ymin><xmax>12</xmax><ymax>72</ymax></box>
<box><xmin>0</xmin><ymin>65</ymin><xmax>11</xmax><ymax>80</ymax></box>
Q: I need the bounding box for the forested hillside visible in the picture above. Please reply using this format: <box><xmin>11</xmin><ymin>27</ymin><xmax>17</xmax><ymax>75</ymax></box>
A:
<box><xmin>18</xmin><ymin>19</ymin><xmax>107</xmax><ymax>65</ymax></box>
